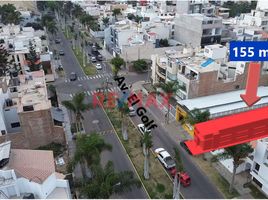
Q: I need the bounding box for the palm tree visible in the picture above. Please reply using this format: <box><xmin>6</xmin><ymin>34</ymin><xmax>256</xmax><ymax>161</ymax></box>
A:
<box><xmin>72</xmin><ymin>4</ymin><xmax>83</xmax><ymax>19</ymax></box>
<box><xmin>62</xmin><ymin>92</ymin><xmax>91</xmax><ymax>134</ymax></box>
<box><xmin>110</xmin><ymin>56</ymin><xmax>125</xmax><ymax>77</ymax></box>
<box><xmin>185</xmin><ymin>108</ymin><xmax>210</xmax><ymax>125</ymax></box>
<box><xmin>79</xmin><ymin>161</ymin><xmax>141</xmax><ymax>198</ymax></box>
<box><xmin>73</xmin><ymin>133</ymin><xmax>112</xmax><ymax>179</ymax></box>
<box><xmin>211</xmin><ymin>143</ymin><xmax>253</xmax><ymax>193</ymax></box>
<box><xmin>154</xmin><ymin>81</ymin><xmax>180</xmax><ymax>124</ymax></box>
<box><xmin>112</xmin><ymin>8</ymin><xmax>121</xmax><ymax>21</ymax></box>
<box><xmin>173</xmin><ymin>147</ymin><xmax>184</xmax><ymax>199</ymax></box>
<box><xmin>46</xmin><ymin>20</ymin><xmax>58</xmax><ymax>39</ymax></box>
<box><xmin>0</xmin><ymin>4</ymin><xmax>22</xmax><ymax>25</ymax></box>
<box><xmin>117</xmin><ymin>100</ymin><xmax>129</xmax><ymax>141</ymax></box>
<box><xmin>141</xmin><ymin>131</ymin><xmax>152</xmax><ymax>179</ymax></box>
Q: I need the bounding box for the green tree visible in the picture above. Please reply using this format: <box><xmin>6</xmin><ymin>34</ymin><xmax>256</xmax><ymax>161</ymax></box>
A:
<box><xmin>72</xmin><ymin>4</ymin><xmax>83</xmax><ymax>18</ymax></box>
<box><xmin>0</xmin><ymin>44</ymin><xmax>13</xmax><ymax>76</ymax></box>
<box><xmin>0</xmin><ymin>4</ymin><xmax>22</xmax><ymax>25</ymax></box>
<box><xmin>154</xmin><ymin>81</ymin><xmax>180</xmax><ymax>124</ymax></box>
<box><xmin>102</xmin><ymin>17</ymin><xmax>110</xmax><ymax>27</ymax></box>
<box><xmin>117</xmin><ymin>101</ymin><xmax>129</xmax><ymax>141</ymax></box>
<box><xmin>62</xmin><ymin>92</ymin><xmax>91</xmax><ymax>134</ymax></box>
<box><xmin>141</xmin><ymin>131</ymin><xmax>153</xmax><ymax>179</ymax></box>
<box><xmin>73</xmin><ymin>133</ymin><xmax>112</xmax><ymax>179</ymax></box>
<box><xmin>110</xmin><ymin>56</ymin><xmax>125</xmax><ymax>77</ymax></box>
<box><xmin>79</xmin><ymin>161</ymin><xmax>141</xmax><ymax>198</ymax></box>
<box><xmin>211</xmin><ymin>143</ymin><xmax>253</xmax><ymax>193</ymax></box>
<box><xmin>173</xmin><ymin>147</ymin><xmax>184</xmax><ymax>199</ymax></box>
<box><xmin>48</xmin><ymin>84</ymin><xmax>58</xmax><ymax>107</ymax></box>
<box><xmin>185</xmin><ymin>108</ymin><xmax>210</xmax><ymax>125</ymax></box>
<box><xmin>159</xmin><ymin>39</ymin><xmax>169</xmax><ymax>47</ymax></box>
<box><xmin>223</xmin><ymin>1</ymin><xmax>254</xmax><ymax>17</ymax></box>
<box><xmin>41</xmin><ymin>14</ymin><xmax>54</xmax><ymax>27</ymax></box>
<box><xmin>112</xmin><ymin>8</ymin><xmax>121</xmax><ymax>21</ymax></box>
<box><xmin>27</xmin><ymin>41</ymin><xmax>41</xmax><ymax>71</ymax></box>
<box><xmin>132</xmin><ymin>59</ymin><xmax>148</xmax><ymax>72</ymax></box>
<box><xmin>46</xmin><ymin>20</ymin><xmax>58</xmax><ymax>39</ymax></box>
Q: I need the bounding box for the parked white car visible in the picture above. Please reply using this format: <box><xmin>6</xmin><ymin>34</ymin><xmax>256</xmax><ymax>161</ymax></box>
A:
<box><xmin>154</xmin><ymin>148</ymin><xmax>176</xmax><ymax>169</ymax></box>
<box><xmin>137</xmin><ymin>124</ymin><xmax>151</xmax><ymax>135</ymax></box>
<box><xmin>95</xmin><ymin>63</ymin><xmax>102</xmax><ymax>70</ymax></box>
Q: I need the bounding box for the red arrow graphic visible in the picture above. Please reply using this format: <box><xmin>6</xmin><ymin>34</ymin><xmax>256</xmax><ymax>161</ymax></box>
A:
<box><xmin>240</xmin><ymin>62</ymin><xmax>261</xmax><ymax>107</ymax></box>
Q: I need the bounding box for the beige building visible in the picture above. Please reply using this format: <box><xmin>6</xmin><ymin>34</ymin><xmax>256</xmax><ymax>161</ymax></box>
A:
<box><xmin>0</xmin><ymin>71</ymin><xmax>65</xmax><ymax>149</ymax></box>
<box><xmin>151</xmin><ymin>44</ymin><xmax>268</xmax><ymax>101</ymax></box>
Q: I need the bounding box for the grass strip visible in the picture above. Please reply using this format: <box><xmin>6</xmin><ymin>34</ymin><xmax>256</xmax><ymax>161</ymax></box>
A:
<box><xmin>105</xmin><ymin>108</ymin><xmax>173</xmax><ymax>199</ymax></box>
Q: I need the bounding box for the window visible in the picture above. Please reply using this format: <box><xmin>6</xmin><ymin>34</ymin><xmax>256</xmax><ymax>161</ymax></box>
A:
<box><xmin>1</xmin><ymin>130</ymin><xmax>6</xmax><ymax>135</ymax></box>
<box><xmin>11</xmin><ymin>122</ymin><xmax>20</xmax><ymax>128</ymax></box>
<box><xmin>255</xmin><ymin>163</ymin><xmax>260</xmax><ymax>171</ymax></box>
<box><xmin>253</xmin><ymin>177</ymin><xmax>262</xmax><ymax>188</ymax></box>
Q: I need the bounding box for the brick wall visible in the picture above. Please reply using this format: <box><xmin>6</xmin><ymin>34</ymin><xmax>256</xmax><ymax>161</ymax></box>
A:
<box><xmin>188</xmin><ymin>63</ymin><xmax>268</xmax><ymax>99</ymax></box>
<box><xmin>0</xmin><ymin>109</ymin><xmax>66</xmax><ymax>149</ymax></box>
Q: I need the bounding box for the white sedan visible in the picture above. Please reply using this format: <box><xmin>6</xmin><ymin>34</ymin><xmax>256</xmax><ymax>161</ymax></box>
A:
<box><xmin>95</xmin><ymin>63</ymin><xmax>102</xmax><ymax>70</ymax></box>
<box><xmin>154</xmin><ymin>148</ymin><xmax>176</xmax><ymax>169</ymax></box>
<box><xmin>137</xmin><ymin>124</ymin><xmax>151</xmax><ymax>135</ymax></box>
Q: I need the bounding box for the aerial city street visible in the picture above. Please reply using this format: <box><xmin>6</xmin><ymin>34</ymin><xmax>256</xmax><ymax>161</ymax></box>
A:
<box><xmin>0</xmin><ymin>0</ymin><xmax>268</xmax><ymax>199</ymax></box>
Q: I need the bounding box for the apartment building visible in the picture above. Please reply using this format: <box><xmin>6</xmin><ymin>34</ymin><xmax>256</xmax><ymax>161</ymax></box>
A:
<box><xmin>0</xmin><ymin>141</ymin><xmax>71</xmax><ymax>199</ymax></box>
<box><xmin>174</xmin><ymin>13</ymin><xmax>223</xmax><ymax>47</ymax></box>
<box><xmin>151</xmin><ymin>44</ymin><xmax>268</xmax><ymax>101</ymax></box>
<box><xmin>239</xmin><ymin>9</ymin><xmax>268</xmax><ymax>31</ymax></box>
<box><xmin>104</xmin><ymin>18</ymin><xmax>182</xmax><ymax>61</ymax></box>
<box><xmin>251</xmin><ymin>138</ymin><xmax>268</xmax><ymax>196</ymax></box>
<box><xmin>176</xmin><ymin>0</ymin><xmax>209</xmax><ymax>14</ymax></box>
<box><xmin>0</xmin><ymin>71</ymin><xmax>65</xmax><ymax>149</ymax></box>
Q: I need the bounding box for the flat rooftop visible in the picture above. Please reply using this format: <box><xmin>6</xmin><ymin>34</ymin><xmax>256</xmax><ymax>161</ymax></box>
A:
<box><xmin>13</xmin><ymin>71</ymin><xmax>51</xmax><ymax>112</ymax></box>
<box><xmin>196</xmin><ymin>106</ymin><xmax>268</xmax><ymax>135</ymax></box>
<box><xmin>179</xmin><ymin>86</ymin><xmax>268</xmax><ymax>116</ymax></box>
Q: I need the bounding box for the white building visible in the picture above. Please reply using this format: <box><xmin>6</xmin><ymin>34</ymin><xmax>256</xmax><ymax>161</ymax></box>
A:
<box><xmin>0</xmin><ymin>24</ymin><xmax>55</xmax><ymax>81</ymax></box>
<box><xmin>251</xmin><ymin>138</ymin><xmax>268</xmax><ymax>196</ymax></box>
<box><xmin>0</xmin><ymin>141</ymin><xmax>71</xmax><ymax>199</ymax></box>
<box><xmin>239</xmin><ymin>9</ymin><xmax>268</xmax><ymax>31</ymax></box>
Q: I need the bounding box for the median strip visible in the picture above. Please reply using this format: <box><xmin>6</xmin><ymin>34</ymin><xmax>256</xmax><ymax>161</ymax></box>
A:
<box><xmin>104</xmin><ymin>107</ymin><xmax>173</xmax><ymax>199</ymax></box>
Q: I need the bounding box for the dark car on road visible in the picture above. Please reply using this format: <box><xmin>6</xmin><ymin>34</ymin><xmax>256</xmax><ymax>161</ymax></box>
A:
<box><xmin>55</xmin><ymin>38</ymin><xmax>61</xmax><ymax>44</ymax></box>
<box><xmin>69</xmin><ymin>72</ymin><xmax>77</xmax><ymax>81</ymax></box>
<box><xmin>59</xmin><ymin>50</ymin><xmax>65</xmax><ymax>56</ymax></box>
<box><xmin>97</xmin><ymin>54</ymin><xmax>103</xmax><ymax>61</ymax></box>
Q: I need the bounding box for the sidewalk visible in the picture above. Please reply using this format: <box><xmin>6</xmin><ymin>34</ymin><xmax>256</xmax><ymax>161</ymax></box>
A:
<box><xmin>61</xmin><ymin>105</ymin><xmax>84</xmax><ymax>178</ymax></box>
<box><xmin>138</xmin><ymin>83</ymin><xmax>254</xmax><ymax>199</ymax></box>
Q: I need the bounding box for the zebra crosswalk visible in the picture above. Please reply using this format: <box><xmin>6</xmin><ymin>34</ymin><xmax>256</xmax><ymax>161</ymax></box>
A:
<box><xmin>66</xmin><ymin>86</ymin><xmax>121</xmax><ymax>98</ymax></box>
<box><xmin>65</xmin><ymin>73</ymin><xmax>113</xmax><ymax>83</ymax></box>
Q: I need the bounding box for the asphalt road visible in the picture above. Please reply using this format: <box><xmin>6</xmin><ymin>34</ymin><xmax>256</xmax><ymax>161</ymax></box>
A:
<box><xmin>52</xmin><ymin>24</ymin><xmax>148</xmax><ymax>198</ymax></box>
<box><xmin>53</xmin><ymin>15</ymin><xmax>223</xmax><ymax>199</ymax></box>
<box><xmin>130</xmin><ymin>101</ymin><xmax>224</xmax><ymax>199</ymax></box>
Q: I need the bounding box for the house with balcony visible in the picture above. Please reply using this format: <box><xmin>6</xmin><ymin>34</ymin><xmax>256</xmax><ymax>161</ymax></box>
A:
<box><xmin>0</xmin><ymin>70</ymin><xmax>65</xmax><ymax>149</ymax></box>
<box><xmin>0</xmin><ymin>141</ymin><xmax>71</xmax><ymax>199</ymax></box>
<box><xmin>174</xmin><ymin>13</ymin><xmax>223</xmax><ymax>47</ymax></box>
<box><xmin>151</xmin><ymin>43</ymin><xmax>268</xmax><ymax>101</ymax></box>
